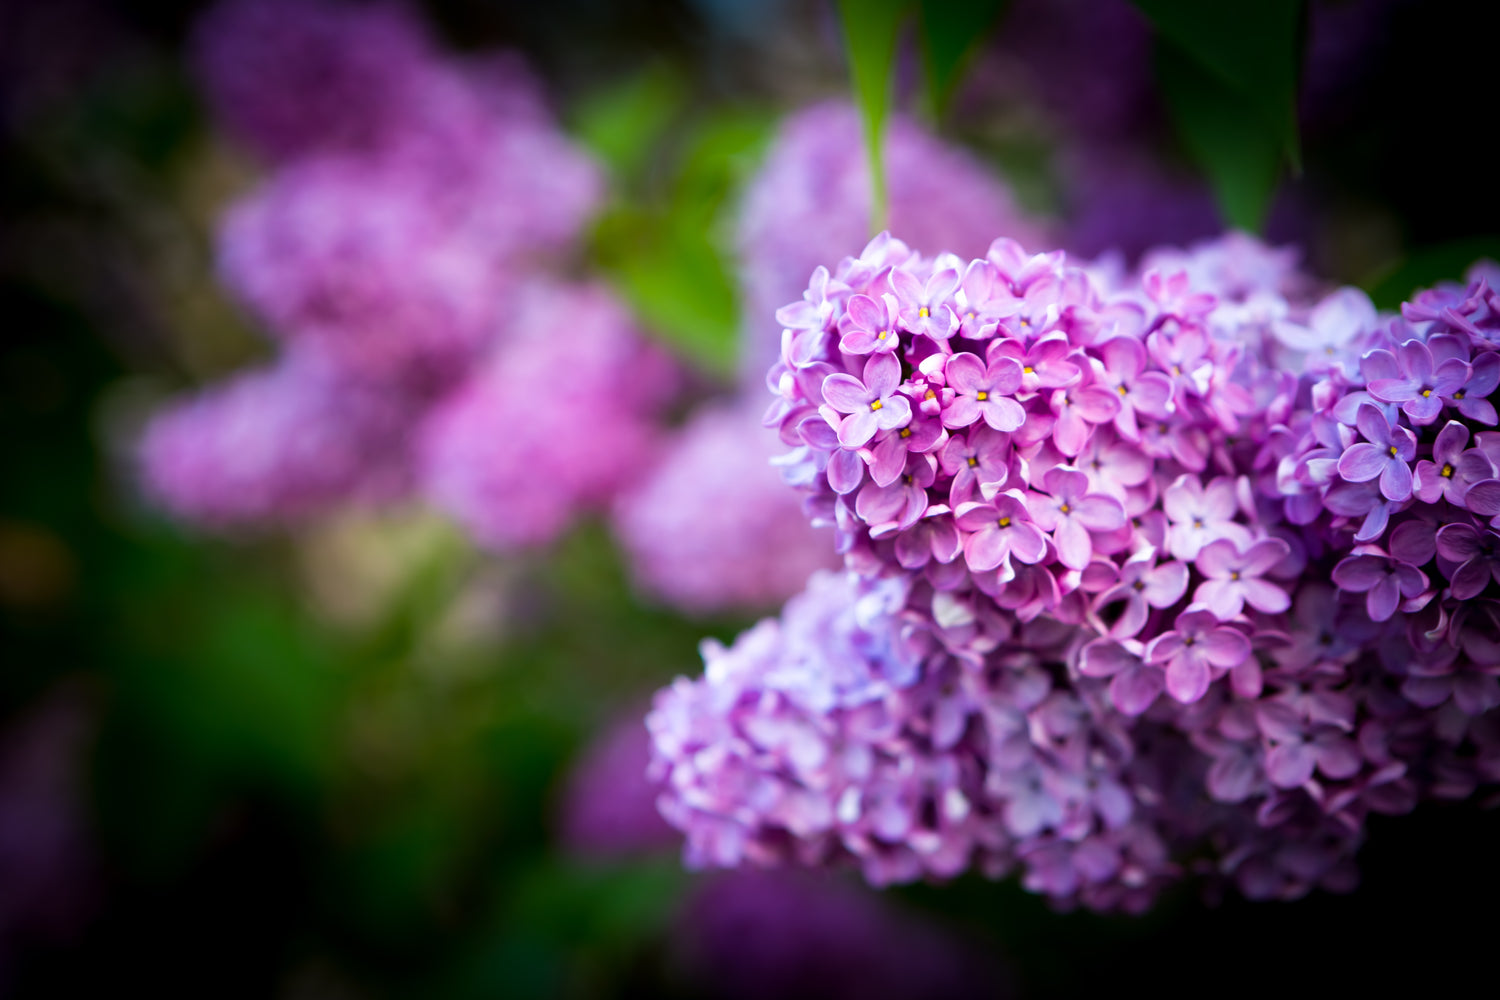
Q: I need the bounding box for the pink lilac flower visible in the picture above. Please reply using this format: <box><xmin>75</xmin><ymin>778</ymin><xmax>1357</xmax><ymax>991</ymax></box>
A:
<box><xmin>1026</xmin><ymin>468</ymin><xmax>1125</xmax><ymax>570</ymax></box>
<box><xmin>1363</xmin><ymin>339</ymin><xmax>1470</xmax><ymax>425</ymax></box>
<box><xmin>1412</xmin><ymin>421</ymin><xmax>1496</xmax><ymax>504</ymax></box>
<box><xmin>1144</xmin><ymin>609</ymin><xmax>1251</xmax><ymax>703</ymax></box>
<box><xmin>613</xmin><ymin>403</ymin><xmax>840</xmax><ymax>616</ymax></box>
<box><xmin>138</xmin><ymin>350</ymin><xmax>416</xmax><ymax>526</ymax></box>
<box><xmin>940</xmin><ymin>353</ymin><xmax>1026</xmax><ymax>431</ymax></box>
<box><xmin>822</xmin><ymin>354</ymin><xmax>913</xmax><ymax>449</ymax></box>
<box><xmin>1193</xmin><ymin>538</ymin><xmax>1292</xmax><ymax>619</ymax></box>
<box><xmin>1435</xmin><ymin>523</ymin><xmax>1500</xmax><ymax>600</ymax></box>
<box><xmin>1337</xmin><ymin>403</ymin><xmax>1417</xmax><ymax>502</ymax></box>
<box><xmin>418</xmin><ymin>284</ymin><xmax>674</xmax><ymax>550</ymax></box>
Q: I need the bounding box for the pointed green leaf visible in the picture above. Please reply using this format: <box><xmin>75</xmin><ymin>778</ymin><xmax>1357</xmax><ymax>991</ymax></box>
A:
<box><xmin>1131</xmin><ymin>0</ymin><xmax>1304</xmax><ymax>170</ymax></box>
<box><xmin>917</xmin><ymin>0</ymin><xmax>1011</xmax><ymax>120</ymax></box>
<box><xmin>1155</xmin><ymin>44</ymin><xmax>1283</xmax><ymax>234</ymax></box>
<box><xmin>837</xmin><ymin>0</ymin><xmax>910</xmax><ymax>234</ymax></box>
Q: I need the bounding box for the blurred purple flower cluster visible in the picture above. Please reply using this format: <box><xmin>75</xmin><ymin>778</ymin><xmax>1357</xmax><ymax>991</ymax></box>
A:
<box><xmin>648</xmin><ymin>229</ymin><xmax>1500</xmax><ymax>908</ymax></box>
<box><xmin>139</xmin><ymin>0</ymin><xmax>669</xmax><ymax>546</ymax></box>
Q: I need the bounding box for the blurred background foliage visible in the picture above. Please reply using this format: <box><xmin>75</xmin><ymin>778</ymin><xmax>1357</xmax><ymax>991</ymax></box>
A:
<box><xmin>3</xmin><ymin>1</ymin><xmax>1500</xmax><ymax>997</ymax></box>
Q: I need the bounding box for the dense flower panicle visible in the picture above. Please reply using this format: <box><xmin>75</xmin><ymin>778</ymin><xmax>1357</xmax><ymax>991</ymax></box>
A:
<box><xmin>143</xmin><ymin>0</ymin><xmax>606</xmax><ymax>530</ymax></box>
<box><xmin>138</xmin><ymin>350</ymin><xmax>417</xmax><ymax>525</ymax></box>
<box><xmin>417</xmin><ymin>283</ymin><xmax>675</xmax><ymax>551</ymax></box>
<box><xmin>651</xmin><ymin>231</ymin><xmax>1500</xmax><ymax>909</ymax></box>
<box><xmin>737</xmin><ymin>101</ymin><xmax>1045</xmax><ymax>388</ymax></box>
<box><xmin>613</xmin><ymin>403</ymin><xmax>841</xmax><ymax>616</ymax></box>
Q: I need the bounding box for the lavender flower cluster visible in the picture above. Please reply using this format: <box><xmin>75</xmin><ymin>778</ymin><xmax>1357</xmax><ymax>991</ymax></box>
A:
<box><xmin>139</xmin><ymin>0</ymin><xmax>667</xmax><ymax>546</ymax></box>
<box><xmin>649</xmin><ymin>232</ymin><xmax>1500</xmax><ymax>908</ymax></box>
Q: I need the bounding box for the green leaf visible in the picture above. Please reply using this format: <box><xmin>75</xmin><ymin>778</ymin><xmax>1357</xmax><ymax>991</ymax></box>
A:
<box><xmin>1155</xmin><ymin>45</ymin><xmax>1283</xmax><ymax>233</ymax></box>
<box><xmin>1365</xmin><ymin>237</ymin><xmax>1500</xmax><ymax>310</ymax></box>
<box><xmin>917</xmin><ymin>0</ymin><xmax>1011</xmax><ymax>121</ymax></box>
<box><xmin>837</xmin><ymin>0</ymin><xmax>910</xmax><ymax>234</ymax></box>
<box><xmin>1131</xmin><ymin>0</ymin><xmax>1304</xmax><ymax>170</ymax></box>
<box><xmin>570</xmin><ymin>66</ymin><xmax>687</xmax><ymax>183</ymax></box>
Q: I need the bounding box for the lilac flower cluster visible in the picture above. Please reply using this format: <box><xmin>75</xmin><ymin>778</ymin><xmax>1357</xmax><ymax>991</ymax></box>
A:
<box><xmin>140</xmin><ymin>1</ymin><xmax>667</xmax><ymax>545</ymax></box>
<box><xmin>650</xmin><ymin>233</ymin><xmax>1500</xmax><ymax>908</ymax></box>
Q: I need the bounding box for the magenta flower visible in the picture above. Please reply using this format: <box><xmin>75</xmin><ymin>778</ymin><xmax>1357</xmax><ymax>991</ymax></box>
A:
<box><xmin>1435</xmin><ymin>523</ymin><xmax>1500</xmax><ymax>599</ymax></box>
<box><xmin>1074</xmin><ymin>429</ymin><xmax>1151</xmax><ymax>500</ymax></box>
<box><xmin>1362</xmin><ymin>339</ymin><xmax>1469</xmax><ymax>424</ymax></box>
<box><xmin>864</xmin><ymin>409</ymin><xmax>946</xmax><ymax>488</ymax></box>
<box><xmin>822</xmin><ymin>354</ymin><xmax>912</xmax><ymax>448</ymax></box>
<box><xmin>855</xmin><ymin>453</ymin><xmax>936</xmax><ymax>533</ymax></box>
<box><xmin>1413</xmin><ymin>421</ymin><xmax>1495</xmax><ymax>505</ymax></box>
<box><xmin>1026</xmin><ymin>467</ymin><xmax>1126</xmax><ymax>570</ymax></box>
<box><xmin>1077</xmin><ymin>639</ymin><xmax>1164</xmax><ymax>716</ymax></box>
<box><xmin>954</xmin><ymin>492</ymin><xmax>1047</xmax><ymax>573</ymax></box>
<box><xmin>937</xmin><ymin>425</ymin><xmax>1010</xmax><ymax>504</ymax></box>
<box><xmin>1337</xmin><ymin>402</ymin><xmax>1417</xmax><ymax>501</ymax></box>
<box><xmin>1090</xmin><ymin>336</ymin><xmax>1174</xmax><ymax>441</ymax></box>
<box><xmin>1193</xmin><ymin>538</ymin><xmax>1292</xmax><ymax>619</ymax></box>
<box><xmin>940</xmin><ymin>353</ymin><xmax>1026</xmax><ymax>431</ymax></box>
<box><xmin>989</xmin><ymin>335</ymin><xmax>1081</xmax><ymax>396</ymax></box>
<box><xmin>1092</xmin><ymin>549</ymin><xmax>1188</xmax><ymax>638</ymax></box>
<box><xmin>1048</xmin><ymin>379</ymin><xmax>1121</xmax><ymax>457</ymax></box>
<box><xmin>1144</xmin><ymin>609</ymin><xmax>1251</xmax><ymax>704</ymax></box>
<box><xmin>890</xmin><ymin>264</ymin><xmax>962</xmax><ymax>341</ymax></box>
<box><xmin>1447</xmin><ymin>351</ymin><xmax>1500</xmax><ymax>424</ymax></box>
<box><xmin>838</xmin><ymin>292</ymin><xmax>902</xmax><ymax>355</ymax></box>
<box><xmin>1330</xmin><ymin>552</ymin><xmax>1429</xmax><ymax>621</ymax></box>
<box><xmin>956</xmin><ymin>259</ymin><xmax>1022</xmax><ymax>340</ymax></box>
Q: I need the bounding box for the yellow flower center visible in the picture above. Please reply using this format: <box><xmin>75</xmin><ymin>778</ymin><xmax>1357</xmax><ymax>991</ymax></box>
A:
<box><xmin>1059</xmin><ymin>503</ymin><xmax>1071</xmax><ymax>514</ymax></box>
<box><xmin>924</xmin><ymin>389</ymin><xmax>937</xmax><ymax>400</ymax></box>
<box><xmin>998</xmin><ymin>516</ymin><xmax>1012</xmax><ymax>528</ymax></box>
<box><xmin>976</xmin><ymin>391</ymin><xmax>989</xmax><ymax>401</ymax></box>
<box><xmin>1456</xmin><ymin>390</ymin><xmax>1468</xmax><ymax>399</ymax></box>
<box><xmin>919</xmin><ymin>307</ymin><xmax>930</xmax><ymax>318</ymax></box>
<box><xmin>1023</xmin><ymin>366</ymin><xmax>1034</xmax><ymax>374</ymax></box>
<box><xmin>899</xmin><ymin>427</ymin><xmax>912</xmax><ymax>438</ymax></box>
<box><xmin>967</xmin><ymin>457</ymin><xmax>978</xmax><ymax>467</ymax></box>
<box><xmin>1443</xmin><ymin>463</ymin><xmax>1454</xmax><ymax>478</ymax></box>
<box><xmin>1388</xmin><ymin>445</ymin><xmax>1398</xmax><ymax>457</ymax></box>
<box><xmin>1117</xmin><ymin>385</ymin><xmax>1128</xmax><ymax>396</ymax></box>
<box><xmin>870</xmin><ymin>399</ymin><xmax>883</xmax><ymax>411</ymax></box>
<box><xmin>1421</xmin><ymin>388</ymin><xmax>1433</xmax><ymax>397</ymax></box>
<box><xmin>1230</xmin><ymin>571</ymin><xmax>1241</xmax><ymax>581</ymax></box>
<box><xmin>877</xmin><ymin>330</ymin><xmax>888</xmax><ymax>340</ymax></box>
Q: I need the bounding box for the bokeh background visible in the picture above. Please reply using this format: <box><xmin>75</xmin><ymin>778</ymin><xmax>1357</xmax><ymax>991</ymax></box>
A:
<box><xmin>3</xmin><ymin>1</ymin><xmax>1499</xmax><ymax>997</ymax></box>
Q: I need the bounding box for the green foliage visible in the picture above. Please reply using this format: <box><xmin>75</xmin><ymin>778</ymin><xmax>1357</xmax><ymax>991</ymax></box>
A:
<box><xmin>1154</xmin><ymin>46</ymin><xmax>1284</xmax><ymax>234</ymax></box>
<box><xmin>917</xmin><ymin>0</ymin><xmax>1011</xmax><ymax>121</ymax></box>
<box><xmin>1133</xmin><ymin>0</ymin><xmax>1305</xmax><ymax>233</ymax></box>
<box><xmin>581</xmin><ymin>68</ymin><xmax>772</xmax><ymax>377</ymax></box>
<box><xmin>837</xmin><ymin>0</ymin><xmax>908</xmax><ymax>233</ymax></box>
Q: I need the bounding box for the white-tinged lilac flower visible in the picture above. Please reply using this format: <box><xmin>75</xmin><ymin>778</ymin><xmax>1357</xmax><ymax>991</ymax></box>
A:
<box><xmin>1162</xmin><ymin>474</ymin><xmax>1251</xmax><ymax>561</ymax></box>
<box><xmin>1144</xmin><ymin>609</ymin><xmax>1251</xmax><ymax>704</ymax></box>
<box><xmin>1026</xmin><ymin>468</ymin><xmax>1126</xmax><ymax>570</ymax></box>
<box><xmin>940</xmin><ymin>353</ymin><xmax>1026</xmax><ymax>431</ymax></box>
<box><xmin>864</xmin><ymin>409</ymin><xmax>947</xmax><ymax>488</ymax></box>
<box><xmin>855</xmin><ymin>454</ymin><xmax>937</xmax><ymax>534</ymax></box>
<box><xmin>1271</xmin><ymin>286</ymin><xmax>1376</xmax><ymax>370</ymax></box>
<box><xmin>1330</xmin><ymin>551</ymin><xmax>1429</xmax><ymax>621</ymax></box>
<box><xmin>1413</xmin><ymin>421</ymin><xmax>1495</xmax><ymax>505</ymax></box>
<box><xmin>1337</xmin><ymin>402</ymin><xmax>1417</xmax><ymax>501</ymax></box>
<box><xmin>1435</xmin><ymin>523</ymin><xmax>1500</xmax><ymax>600</ymax></box>
<box><xmin>1193</xmin><ymin>538</ymin><xmax>1292</xmax><ymax>620</ymax></box>
<box><xmin>954</xmin><ymin>493</ymin><xmax>1047</xmax><ymax>574</ymax></box>
<box><xmin>1362</xmin><ymin>339</ymin><xmax>1469</xmax><ymax>424</ymax></box>
<box><xmin>822</xmin><ymin>354</ymin><xmax>913</xmax><ymax>448</ymax></box>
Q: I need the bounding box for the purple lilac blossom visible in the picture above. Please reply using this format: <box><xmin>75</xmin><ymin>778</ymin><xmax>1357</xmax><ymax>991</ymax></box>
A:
<box><xmin>557</xmin><ymin>708</ymin><xmax>677</xmax><ymax>859</ymax></box>
<box><xmin>613</xmin><ymin>402</ymin><xmax>841</xmax><ymax>616</ymax></box>
<box><xmin>737</xmin><ymin>101</ymin><xmax>1046</xmax><ymax>389</ymax></box>
<box><xmin>417</xmin><ymin>283</ymin><xmax>675</xmax><ymax>551</ymax></box>
<box><xmin>138</xmin><ymin>350</ymin><xmax>417</xmax><ymax>526</ymax></box>
<box><xmin>141</xmin><ymin>0</ymin><xmax>607</xmax><ymax>531</ymax></box>
<box><xmin>652</xmin><ymin>230</ymin><xmax>1500</xmax><ymax>911</ymax></box>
